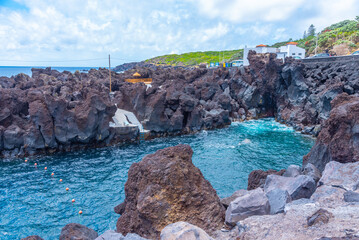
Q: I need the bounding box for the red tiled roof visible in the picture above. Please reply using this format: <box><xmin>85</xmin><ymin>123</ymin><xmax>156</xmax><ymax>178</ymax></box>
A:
<box><xmin>256</xmin><ymin>44</ymin><xmax>267</xmax><ymax>47</ymax></box>
<box><xmin>286</xmin><ymin>42</ymin><xmax>298</xmax><ymax>45</ymax></box>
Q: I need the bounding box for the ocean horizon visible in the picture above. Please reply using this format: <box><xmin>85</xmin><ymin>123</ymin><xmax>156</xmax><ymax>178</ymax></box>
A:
<box><xmin>0</xmin><ymin>66</ymin><xmax>105</xmax><ymax>78</ymax></box>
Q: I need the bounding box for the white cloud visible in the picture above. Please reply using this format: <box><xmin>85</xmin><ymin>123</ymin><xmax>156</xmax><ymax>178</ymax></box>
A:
<box><xmin>0</xmin><ymin>0</ymin><xmax>358</xmax><ymax>67</ymax></box>
<box><xmin>186</xmin><ymin>0</ymin><xmax>306</xmax><ymax>22</ymax></box>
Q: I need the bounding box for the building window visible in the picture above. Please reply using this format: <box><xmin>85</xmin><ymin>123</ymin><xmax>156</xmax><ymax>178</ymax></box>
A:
<box><xmin>292</xmin><ymin>53</ymin><xmax>296</xmax><ymax>55</ymax></box>
<box><xmin>298</xmin><ymin>53</ymin><xmax>302</xmax><ymax>55</ymax></box>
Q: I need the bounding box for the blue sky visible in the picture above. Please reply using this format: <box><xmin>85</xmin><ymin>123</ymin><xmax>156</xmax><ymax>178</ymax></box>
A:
<box><xmin>0</xmin><ymin>0</ymin><xmax>358</xmax><ymax>67</ymax></box>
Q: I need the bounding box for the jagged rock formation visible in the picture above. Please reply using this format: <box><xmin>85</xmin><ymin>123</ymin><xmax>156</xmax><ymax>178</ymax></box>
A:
<box><xmin>303</xmin><ymin>93</ymin><xmax>359</xmax><ymax>171</ymax></box>
<box><xmin>116</xmin><ymin>144</ymin><xmax>225</xmax><ymax>239</ymax></box>
<box><xmin>1</xmin><ymin>52</ymin><xmax>359</xmax><ymax>158</ymax></box>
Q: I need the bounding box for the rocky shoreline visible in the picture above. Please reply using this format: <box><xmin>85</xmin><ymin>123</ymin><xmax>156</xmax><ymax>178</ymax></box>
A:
<box><xmin>2</xmin><ymin>51</ymin><xmax>359</xmax><ymax>158</ymax></box>
<box><xmin>3</xmin><ymin>52</ymin><xmax>359</xmax><ymax>239</ymax></box>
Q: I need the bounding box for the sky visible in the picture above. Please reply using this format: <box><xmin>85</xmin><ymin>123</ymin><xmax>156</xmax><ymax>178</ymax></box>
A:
<box><xmin>0</xmin><ymin>0</ymin><xmax>358</xmax><ymax>67</ymax></box>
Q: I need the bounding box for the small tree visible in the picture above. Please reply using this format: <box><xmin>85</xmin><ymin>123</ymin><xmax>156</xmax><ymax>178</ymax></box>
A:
<box><xmin>303</xmin><ymin>31</ymin><xmax>307</xmax><ymax>39</ymax></box>
<box><xmin>308</xmin><ymin>24</ymin><xmax>316</xmax><ymax>36</ymax></box>
<box><xmin>356</xmin><ymin>16</ymin><xmax>359</xmax><ymax>22</ymax></box>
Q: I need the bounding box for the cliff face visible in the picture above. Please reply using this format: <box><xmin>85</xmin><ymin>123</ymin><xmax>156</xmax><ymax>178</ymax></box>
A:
<box><xmin>1</xmin><ymin>53</ymin><xmax>359</xmax><ymax>158</ymax></box>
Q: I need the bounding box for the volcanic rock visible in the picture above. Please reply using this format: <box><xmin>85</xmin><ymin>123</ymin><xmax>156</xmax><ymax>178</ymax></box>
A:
<box><xmin>304</xmin><ymin>94</ymin><xmax>359</xmax><ymax>172</ymax></box>
<box><xmin>225</xmin><ymin>188</ymin><xmax>270</xmax><ymax>225</ymax></box>
<box><xmin>319</xmin><ymin>161</ymin><xmax>359</xmax><ymax>191</ymax></box>
<box><xmin>116</xmin><ymin>144</ymin><xmax>225</xmax><ymax>239</ymax></box>
<box><xmin>247</xmin><ymin>169</ymin><xmax>285</xmax><ymax>190</ymax></box>
<box><xmin>343</xmin><ymin>191</ymin><xmax>359</xmax><ymax>202</ymax></box>
<box><xmin>95</xmin><ymin>230</ymin><xmax>148</xmax><ymax>240</ymax></box>
<box><xmin>59</xmin><ymin>223</ymin><xmax>98</xmax><ymax>240</ymax></box>
<box><xmin>21</xmin><ymin>236</ymin><xmax>44</xmax><ymax>240</ymax></box>
<box><xmin>264</xmin><ymin>175</ymin><xmax>316</xmax><ymax>200</ymax></box>
<box><xmin>307</xmin><ymin>208</ymin><xmax>333</xmax><ymax>226</ymax></box>
<box><xmin>160</xmin><ymin>222</ymin><xmax>214</xmax><ymax>240</ymax></box>
<box><xmin>266</xmin><ymin>188</ymin><xmax>292</xmax><ymax>214</ymax></box>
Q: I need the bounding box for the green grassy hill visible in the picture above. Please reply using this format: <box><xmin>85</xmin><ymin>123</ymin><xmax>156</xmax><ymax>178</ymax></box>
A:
<box><xmin>145</xmin><ymin>50</ymin><xmax>243</xmax><ymax>66</ymax></box>
<box><xmin>144</xmin><ymin>18</ymin><xmax>359</xmax><ymax>67</ymax></box>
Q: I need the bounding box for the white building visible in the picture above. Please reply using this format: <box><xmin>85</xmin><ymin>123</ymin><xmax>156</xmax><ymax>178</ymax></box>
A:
<box><xmin>243</xmin><ymin>42</ymin><xmax>305</xmax><ymax>66</ymax></box>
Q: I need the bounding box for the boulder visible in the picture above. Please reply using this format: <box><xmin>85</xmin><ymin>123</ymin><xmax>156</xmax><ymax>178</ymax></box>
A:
<box><xmin>302</xmin><ymin>163</ymin><xmax>321</xmax><ymax>183</ymax></box>
<box><xmin>310</xmin><ymin>185</ymin><xmax>346</xmax><ymax>208</ymax></box>
<box><xmin>95</xmin><ymin>230</ymin><xmax>148</xmax><ymax>240</ymax></box>
<box><xmin>247</xmin><ymin>169</ymin><xmax>285</xmax><ymax>190</ymax></box>
<box><xmin>220</xmin><ymin>189</ymin><xmax>248</xmax><ymax>209</ymax></box>
<box><xmin>283</xmin><ymin>165</ymin><xmax>301</xmax><ymax>178</ymax></box>
<box><xmin>319</xmin><ymin>161</ymin><xmax>359</xmax><ymax>191</ymax></box>
<box><xmin>160</xmin><ymin>222</ymin><xmax>213</xmax><ymax>240</ymax></box>
<box><xmin>307</xmin><ymin>208</ymin><xmax>333</xmax><ymax>226</ymax></box>
<box><xmin>21</xmin><ymin>236</ymin><xmax>44</xmax><ymax>240</ymax></box>
<box><xmin>343</xmin><ymin>191</ymin><xmax>359</xmax><ymax>202</ymax></box>
<box><xmin>266</xmin><ymin>189</ymin><xmax>292</xmax><ymax>214</ymax></box>
<box><xmin>225</xmin><ymin>188</ymin><xmax>270</xmax><ymax>225</ymax></box>
<box><xmin>59</xmin><ymin>223</ymin><xmax>98</xmax><ymax>240</ymax></box>
<box><xmin>264</xmin><ymin>175</ymin><xmax>316</xmax><ymax>200</ymax></box>
<box><xmin>116</xmin><ymin>145</ymin><xmax>225</xmax><ymax>239</ymax></box>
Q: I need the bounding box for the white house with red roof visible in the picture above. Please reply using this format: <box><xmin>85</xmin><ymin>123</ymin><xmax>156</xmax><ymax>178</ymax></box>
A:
<box><xmin>243</xmin><ymin>42</ymin><xmax>305</xmax><ymax>66</ymax></box>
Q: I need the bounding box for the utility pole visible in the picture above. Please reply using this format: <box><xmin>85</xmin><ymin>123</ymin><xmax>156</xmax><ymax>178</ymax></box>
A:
<box><xmin>109</xmin><ymin>54</ymin><xmax>112</xmax><ymax>93</ymax></box>
<box><xmin>315</xmin><ymin>34</ymin><xmax>318</xmax><ymax>55</ymax></box>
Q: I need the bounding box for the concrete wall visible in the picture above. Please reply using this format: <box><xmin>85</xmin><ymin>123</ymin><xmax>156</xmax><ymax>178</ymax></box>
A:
<box><xmin>302</xmin><ymin>54</ymin><xmax>359</xmax><ymax>64</ymax></box>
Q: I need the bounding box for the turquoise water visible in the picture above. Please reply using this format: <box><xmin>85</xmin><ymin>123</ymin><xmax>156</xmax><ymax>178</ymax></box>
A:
<box><xmin>0</xmin><ymin>66</ymin><xmax>100</xmax><ymax>78</ymax></box>
<box><xmin>0</xmin><ymin>119</ymin><xmax>315</xmax><ymax>239</ymax></box>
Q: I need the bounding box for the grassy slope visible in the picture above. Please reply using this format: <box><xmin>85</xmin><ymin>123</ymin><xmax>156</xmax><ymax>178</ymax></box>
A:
<box><xmin>145</xmin><ymin>19</ymin><xmax>359</xmax><ymax>67</ymax></box>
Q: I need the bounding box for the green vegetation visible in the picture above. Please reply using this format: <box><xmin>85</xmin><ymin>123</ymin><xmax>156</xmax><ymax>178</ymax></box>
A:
<box><xmin>144</xmin><ymin>17</ymin><xmax>359</xmax><ymax>66</ymax></box>
<box><xmin>145</xmin><ymin>49</ymin><xmax>243</xmax><ymax>67</ymax></box>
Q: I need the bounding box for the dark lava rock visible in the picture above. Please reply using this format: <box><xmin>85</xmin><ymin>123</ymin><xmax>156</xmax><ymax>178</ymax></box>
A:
<box><xmin>304</xmin><ymin>93</ymin><xmax>359</xmax><ymax>172</ymax></box>
<box><xmin>247</xmin><ymin>169</ymin><xmax>285</xmax><ymax>190</ymax></box>
<box><xmin>116</xmin><ymin>144</ymin><xmax>225</xmax><ymax>239</ymax></box>
<box><xmin>114</xmin><ymin>202</ymin><xmax>126</xmax><ymax>214</ymax></box>
<box><xmin>21</xmin><ymin>236</ymin><xmax>44</xmax><ymax>240</ymax></box>
<box><xmin>59</xmin><ymin>223</ymin><xmax>98</xmax><ymax>240</ymax></box>
<box><xmin>307</xmin><ymin>208</ymin><xmax>333</xmax><ymax>226</ymax></box>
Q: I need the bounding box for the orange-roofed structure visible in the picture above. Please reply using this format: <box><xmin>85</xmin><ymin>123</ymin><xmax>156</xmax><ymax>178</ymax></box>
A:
<box><xmin>286</xmin><ymin>42</ymin><xmax>298</xmax><ymax>45</ymax></box>
<box><xmin>256</xmin><ymin>44</ymin><xmax>268</xmax><ymax>47</ymax></box>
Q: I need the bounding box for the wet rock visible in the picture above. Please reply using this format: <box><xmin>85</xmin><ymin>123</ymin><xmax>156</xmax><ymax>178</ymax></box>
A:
<box><xmin>266</xmin><ymin>189</ymin><xmax>292</xmax><ymax>214</ymax></box>
<box><xmin>307</xmin><ymin>208</ymin><xmax>333</xmax><ymax>226</ymax></box>
<box><xmin>344</xmin><ymin>191</ymin><xmax>359</xmax><ymax>202</ymax></box>
<box><xmin>302</xmin><ymin>163</ymin><xmax>322</xmax><ymax>183</ymax></box>
<box><xmin>264</xmin><ymin>175</ymin><xmax>316</xmax><ymax>200</ymax></box>
<box><xmin>221</xmin><ymin>189</ymin><xmax>248</xmax><ymax>209</ymax></box>
<box><xmin>225</xmin><ymin>188</ymin><xmax>270</xmax><ymax>225</ymax></box>
<box><xmin>160</xmin><ymin>222</ymin><xmax>213</xmax><ymax>240</ymax></box>
<box><xmin>21</xmin><ymin>236</ymin><xmax>44</xmax><ymax>240</ymax></box>
<box><xmin>283</xmin><ymin>165</ymin><xmax>301</xmax><ymax>178</ymax></box>
<box><xmin>247</xmin><ymin>169</ymin><xmax>285</xmax><ymax>190</ymax></box>
<box><xmin>59</xmin><ymin>223</ymin><xmax>98</xmax><ymax>240</ymax></box>
<box><xmin>116</xmin><ymin>144</ymin><xmax>225</xmax><ymax>239</ymax></box>
<box><xmin>319</xmin><ymin>161</ymin><xmax>359</xmax><ymax>191</ymax></box>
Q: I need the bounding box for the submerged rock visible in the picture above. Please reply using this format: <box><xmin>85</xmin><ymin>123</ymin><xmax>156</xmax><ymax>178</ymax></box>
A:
<box><xmin>160</xmin><ymin>222</ymin><xmax>213</xmax><ymax>240</ymax></box>
<box><xmin>116</xmin><ymin>144</ymin><xmax>225</xmax><ymax>239</ymax></box>
<box><xmin>59</xmin><ymin>223</ymin><xmax>98</xmax><ymax>240</ymax></box>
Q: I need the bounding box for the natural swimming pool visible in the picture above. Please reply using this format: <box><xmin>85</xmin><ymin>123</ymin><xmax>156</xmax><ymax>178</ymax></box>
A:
<box><xmin>0</xmin><ymin>119</ymin><xmax>315</xmax><ymax>239</ymax></box>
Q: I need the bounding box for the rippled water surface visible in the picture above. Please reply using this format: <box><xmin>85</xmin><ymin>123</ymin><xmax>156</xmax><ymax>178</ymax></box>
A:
<box><xmin>0</xmin><ymin>119</ymin><xmax>315</xmax><ymax>239</ymax></box>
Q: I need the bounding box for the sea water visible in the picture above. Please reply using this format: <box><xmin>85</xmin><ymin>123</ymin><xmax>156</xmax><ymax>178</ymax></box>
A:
<box><xmin>0</xmin><ymin>119</ymin><xmax>315</xmax><ymax>239</ymax></box>
<box><xmin>0</xmin><ymin>66</ymin><xmax>100</xmax><ymax>78</ymax></box>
